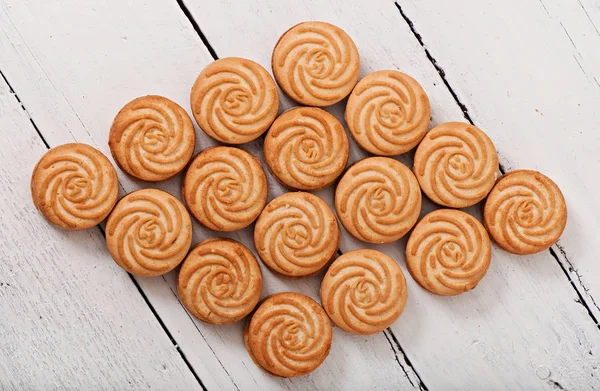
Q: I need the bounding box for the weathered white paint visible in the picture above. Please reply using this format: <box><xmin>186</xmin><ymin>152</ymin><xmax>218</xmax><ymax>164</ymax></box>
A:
<box><xmin>0</xmin><ymin>74</ymin><xmax>201</xmax><ymax>389</ymax></box>
<box><xmin>188</xmin><ymin>0</ymin><xmax>600</xmax><ymax>389</ymax></box>
<box><xmin>0</xmin><ymin>0</ymin><xmax>420</xmax><ymax>389</ymax></box>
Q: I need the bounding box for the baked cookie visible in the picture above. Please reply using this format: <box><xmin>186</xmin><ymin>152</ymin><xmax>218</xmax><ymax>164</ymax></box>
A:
<box><xmin>335</xmin><ymin>157</ymin><xmax>421</xmax><ymax>243</ymax></box>
<box><xmin>254</xmin><ymin>192</ymin><xmax>339</xmax><ymax>277</ymax></box>
<box><xmin>320</xmin><ymin>249</ymin><xmax>407</xmax><ymax>334</ymax></box>
<box><xmin>264</xmin><ymin>107</ymin><xmax>348</xmax><ymax>190</ymax></box>
<box><xmin>182</xmin><ymin>146</ymin><xmax>268</xmax><ymax>232</ymax></box>
<box><xmin>31</xmin><ymin>143</ymin><xmax>118</xmax><ymax>230</ymax></box>
<box><xmin>483</xmin><ymin>170</ymin><xmax>567</xmax><ymax>255</ymax></box>
<box><xmin>178</xmin><ymin>238</ymin><xmax>262</xmax><ymax>324</ymax></box>
<box><xmin>109</xmin><ymin>95</ymin><xmax>196</xmax><ymax>182</ymax></box>
<box><xmin>413</xmin><ymin>122</ymin><xmax>498</xmax><ymax>208</ymax></box>
<box><xmin>244</xmin><ymin>292</ymin><xmax>332</xmax><ymax>377</ymax></box>
<box><xmin>345</xmin><ymin>70</ymin><xmax>430</xmax><ymax>156</ymax></box>
<box><xmin>406</xmin><ymin>209</ymin><xmax>491</xmax><ymax>296</ymax></box>
<box><xmin>190</xmin><ymin>57</ymin><xmax>279</xmax><ymax>144</ymax></box>
<box><xmin>106</xmin><ymin>188</ymin><xmax>192</xmax><ymax>276</ymax></box>
<box><xmin>272</xmin><ymin>21</ymin><xmax>360</xmax><ymax>106</ymax></box>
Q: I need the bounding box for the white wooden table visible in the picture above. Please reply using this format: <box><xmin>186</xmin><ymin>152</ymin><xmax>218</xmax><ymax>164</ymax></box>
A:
<box><xmin>1</xmin><ymin>0</ymin><xmax>599</xmax><ymax>389</ymax></box>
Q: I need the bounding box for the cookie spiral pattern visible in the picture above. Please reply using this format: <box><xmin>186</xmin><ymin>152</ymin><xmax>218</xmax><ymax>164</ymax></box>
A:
<box><xmin>484</xmin><ymin>170</ymin><xmax>567</xmax><ymax>255</ymax></box>
<box><xmin>321</xmin><ymin>249</ymin><xmax>407</xmax><ymax>334</ymax></box>
<box><xmin>106</xmin><ymin>189</ymin><xmax>192</xmax><ymax>277</ymax></box>
<box><xmin>30</xmin><ymin>143</ymin><xmax>118</xmax><ymax>230</ymax></box>
<box><xmin>254</xmin><ymin>192</ymin><xmax>339</xmax><ymax>277</ymax></box>
<box><xmin>191</xmin><ymin>57</ymin><xmax>279</xmax><ymax>144</ymax></box>
<box><xmin>264</xmin><ymin>107</ymin><xmax>348</xmax><ymax>190</ymax></box>
<box><xmin>335</xmin><ymin>157</ymin><xmax>421</xmax><ymax>243</ymax></box>
<box><xmin>109</xmin><ymin>95</ymin><xmax>195</xmax><ymax>182</ymax></box>
<box><xmin>345</xmin><ymin>70</ymin><xmax>431</xmax><ymax>156</ymax></box>
<box><xmin>182</xmin><ymin>146</ymin><xmax>268</xmax><ymax>232</ymax></box>
<box><xmin>245</xmin><ymin>292</ymin><xmax>332</xmax><ymax>378</ymax></box>
<box><xmin>178</xmin><ymin>238</ymin><xmax>262</xmax><ymax>324</ymax></box>
<box><xmin>413</xmin><ymin>122</ymin><xmax>499</xmax><ymax>208</ymax></box>
<box><xmin>272</xmin><ymin>21</ymin><xmax>360</xmax><ymax>106</ymax></box>
<box><xmin>406</xmin><ymin>209</ymin><xmax>491</xmax><ymax>296</ymax></box>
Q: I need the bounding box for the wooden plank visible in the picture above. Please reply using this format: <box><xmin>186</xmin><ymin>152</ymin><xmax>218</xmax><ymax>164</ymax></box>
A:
<box><xmin>398</xmin><ymin>0</ymin><xmax>600</xmax><ymax>322</ymax></box>
<box><xmin>0</xmin><ymin>0</ymin><xmax>419</xmax><ymax>389</ymax></box>
<box><xmin>0</xmin><ymin>72</ymin><xmax>201</xmax><ymax>389</ymax></box>
<box><xmin>187</xmin><ymin>0</ymin><xmax>600</xmax><ymax>389</ymax></box>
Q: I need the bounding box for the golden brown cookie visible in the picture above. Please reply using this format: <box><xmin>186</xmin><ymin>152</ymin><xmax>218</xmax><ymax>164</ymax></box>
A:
<box><xmin>320</xmin><ymin>249</ymin><xmax>407</xmax><ymax>334</ymax></box>
<box><xmin>182</xmin><ymin>146</ymin><xmax>268</xmax><ymax>232</ymax></box>
<box><xmin>106</xmin><ymin>188</ymin><xmax>192</xmax><ymax>276</ymax></box>
<box><xmin>413</xmin><ymin>122</ymin><xmax>499</xmax><ymax>208</ymax></box>
<box><xmin>335</xmin><ymin>157</ymin><xmax>421</xmax><ymax>243</ymax></box>
<box><xmin>244</xmin><ymin>292</ymin><xmax>332</xmax><ymax>377</ymax></box>
<box><xmin>264</xmin><ymin>107</ymin><xmax>348</xmax><ymax>190</ymax></box>
<box><xmin>272</xmin><ymin>21</ymin><xmax>360</xmax><ymax>107</ymax></box>
<box><xmin>406</xmin><ymin>209</ymin><xmax>491</xmax><ymax>296</ymax></box>
<box><xmin>483</xmin><ymin>170</ymin><xmax>567</xmax><ymax>255</ymax></box>
<box><xmin>345</xmin><ymin>70</ymin><xmax>430</xmax><ymax>156</ymax></box>
<box><xmin>254</xmin><ymin>192</ymin><xmax>339</xmax><ymax>277</ymax></box>
<box><xmin>30</xmin><ymin>143</ymin><xmax>118</xmax><ymax>230</ymax></box>
<box><xmin>108</xmin><ymin>95</ymin><xmax>196</xmax><ymax>182</ymax></box>
<box><xmin>178</xmin><ymin>238</ymin><xmax>262</xmax><ymax>324</ymax></box>
<box><xmin>190</xmin><ymin>57</ymin><xmax>279</xmax><ymax>144</ymax></box>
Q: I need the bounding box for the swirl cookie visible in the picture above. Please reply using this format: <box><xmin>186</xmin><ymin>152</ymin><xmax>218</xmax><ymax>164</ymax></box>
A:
<box><xmin>178</xmin><ymin>238</ymin><xmax>262</xmax><ymax>324</ymax></box>
<box><xmin>264</xmin><ymin>107</ymin><xmax>349</xmax><ymax>190</ymax></box>
<box><xmin>244</xmin><ymin>292</ymin><xmax>332</xmax><ymax>377</ymax></box>
<box><xmin>335</xmin><ymin>157</ymin><xmax>421</xmax><ymax>243</ymax></box>
<box><xmin>254</xmin><ymin>192</ymin><xmax>339</xmax><ymax>277</ymax></box>
<box><xmin>31</xmin><ymin>143</ymin><xmax>118</xmax><ymax>230</ymax></box>
<box><xmin>346</xmin><ymin>70</ymin><xmax>431</xmax><ymax>156</ymax></box>
<box><xmin>483</xmin><ymin>170</ymin><xmax>567</xmax><ymax>255</ymax></box>
<box><xmin>182</xmin><ymin>146</ymin><xmax>268</xmax><ymax>232</ymax></box>
<box><xmin>272</xmin><ymin>21</ymin><xmax>360</xmax><ymax>106</ymax></box>
<box><xmin>106</xmin><ymin>189</ymin><xmax>192</xmax><ymax>276</ymax></box>
<box><xmin>190</xmin><ymin>57</ymin><xmax>279</xmax><ymax>144</ymax></box>
<box><xmin>109</xmin><ymin>95</ymin><xmax>196</xmax><ymax>182</ymax></box>
<box><xmin>413</xmin><ymin>122</ymin><xmax>499</xmax><ymax>208</ymax></box>
<box><xmin>406</xmin><ymin>209</ymin><xmax>491</xmax><ymax>296</ymax></box>
<box><xmin>321</xmin><ymin>249</ymin><xmax>407</xmax><ymax>334</ymax></box>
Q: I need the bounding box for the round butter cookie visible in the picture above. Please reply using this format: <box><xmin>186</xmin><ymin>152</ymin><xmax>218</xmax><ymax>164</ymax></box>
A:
<box><xmin>320</xmin><ymin>249</ymin><xmax>407</xmax><ymax>334</ymax></box>
<box><xmin>335</xmin><ymin>157</ymin><xmax>421</xmax><ymax>243</ymax></box>
<box><xmin>272</xmin><ymin>21</ymin><xmax>360</xmax><ymax>106</ymax></box>
<box><xmin>345</xmin><ymin>70</ymin><xmax>430</xmax><ymax>156</ymax></box>
<box><xmin>264</xmin><ymin>107</ymin><xmax>348</xmax><ymax>190</ymax></box>
<box><xmin>413</xmin><ymin>122</ymin><xmax>498</xmax><ymax>208</ymax></box>
<box><xmin>31</xmin><ymin>143</ymin><xmax>118</xmax><ymax>230</ymax></box>
<box><xmin>254</xmin><ymin>192</ymin><xmax>339</xmax><ymax>277</ymax></box>
<box><xmin>483</xmin><ymin>170</ymin><xmax>567</xmax><ymax>255</ymax></box>
<box><xmin>182</xmin><ymin>146</ymin><xmax>268</xmax><ymax>232</ymax></box>
<box><xmin>406</xmin><ymin>209</ymin><xmax>491</xmax><ymax>296</ymax></box>
<box><xmin>109</xmin><ymin>95</ymin><xmax>196</xmax><ymax>182</ymax></box>
<box><xmin>178</xmin><ymin>238</ymin><xmax>262</xmax><ymax>324</ymax></box>
<box><xmin>244</xmin><ymin>292</ymin><xmax>332</xmax><ymax>377</ymax></box>
<box><xmin>190</xmin><ymin>57</ymin><xmax>279</xmax><ymax>144</ymax></box>
<box><xmin>106</xmin><ymin>188</ymin><xmax>192</xmax><ymax>277</ymax></box>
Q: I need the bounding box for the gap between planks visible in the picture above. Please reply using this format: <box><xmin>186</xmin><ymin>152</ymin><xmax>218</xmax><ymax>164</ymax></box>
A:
<box><xmin>0</xmin><ymin>66</ymin><xmax>207</xmax><ymax>391</ymax></box>
<box><xmin>394</xmin><ymin>0</ymin><xmax>600</xmax><ymax>331</ymax></box>
<box><xmin>175</xmin><ymin>0</ymin><xmax>430</xmax><ymax>388</ymax></box>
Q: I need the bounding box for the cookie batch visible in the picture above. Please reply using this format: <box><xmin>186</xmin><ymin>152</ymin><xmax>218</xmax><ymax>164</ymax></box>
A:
<box><xmin>30</xmin><ymin>21</ymin><xmax>568</xmax><ymax>378</ymax></box>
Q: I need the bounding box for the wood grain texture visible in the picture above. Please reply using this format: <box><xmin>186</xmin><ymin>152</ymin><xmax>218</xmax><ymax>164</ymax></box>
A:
<box><xmin>0</xmin><ymin>74</ymin><xmax>201</xmax><ymax>390</ymax></box>
<box><xmin>187</xmin><ymin>0</ymin><xmax>600</xmax><ymax>389</ymax></box>
<box><xmin>0</xmin><ymin>0</ymin><xmax>419</xmax><ymax>389</ymax></box>
<box><xmin>399</xmin><ymin>0</ymin><xmax>600</xmax><ymax>321</ymax></box>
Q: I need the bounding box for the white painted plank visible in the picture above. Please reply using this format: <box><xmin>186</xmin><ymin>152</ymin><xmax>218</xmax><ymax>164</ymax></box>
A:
<box><xmin>399</xmin><ymin>0</ymin><xmax>600</xmax><ymax>321</ymax></box>
<box><xmin>0</xmin><ymin>72</ymin><xmax>201</xmax><ymax>389</ymax></box>
<box><xmin>188</xmin><ymin>0</ymin><xmax>600</xmax><ymax>389</ymax></box>
<box><xmin>0</xmin><ymin>0</ymin><xmax>418</xmax><ymax>389</ymax></box>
